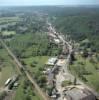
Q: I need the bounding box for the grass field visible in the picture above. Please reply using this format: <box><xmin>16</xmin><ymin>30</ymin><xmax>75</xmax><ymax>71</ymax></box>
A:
<box><xmin>0</xmin><ymin>47</ymin><xmax>18</xmax><ymax>87</ymax></box>
<box><xmin>70</xmin><ymin>54</ymin><xmax>99</xmax><ymax>92</ymax></box>
<box><xmin>22</xmin><ymin>56</ymin><xmax>49</xmax><ymax>73</ymax></box>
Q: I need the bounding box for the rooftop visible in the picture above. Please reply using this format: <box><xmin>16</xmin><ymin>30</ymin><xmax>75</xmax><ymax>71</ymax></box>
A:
<box><xmin>64</xmin><ymin>86</ymin><xmax>95</xmax><ymax>100</ymax></box>
<box><xmin>54</xmin><ymin>39</ymin><xmax>60</xmax><ymax>44</ymax></box>
<box><xmin>46</xmin><ymin>57</ymin><xmax>57</xmax><ymax>66</ymax></box>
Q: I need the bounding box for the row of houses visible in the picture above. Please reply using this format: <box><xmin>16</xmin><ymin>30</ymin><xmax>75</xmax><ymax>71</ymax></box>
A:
<box><xmin>43</xmin><ymin>57</ymin><xmax>66</xmax><ymax>98</ymax></box>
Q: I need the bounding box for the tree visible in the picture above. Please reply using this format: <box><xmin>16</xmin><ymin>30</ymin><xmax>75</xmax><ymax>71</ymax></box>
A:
<box><xmin>25</xmin><ymin>95</ymin><xmax>31</xmax><ymax>100</ymax></box>
<box><xmin>38</xmin><ymin>75</ymin><xmax>47</xmax><ymax>87</ymax></box>
<box><xmin>73</xmin><ymin>77</ymin><xmax>77</xmax><ymax>85</ymax></box>
<box><xmin>46</xmin><ymin>86</ymin><xmax>53</xmax><ymax>96</ymax></box>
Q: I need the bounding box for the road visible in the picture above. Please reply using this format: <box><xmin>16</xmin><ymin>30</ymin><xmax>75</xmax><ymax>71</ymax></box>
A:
<box><xmin>47</xmin><ymin>21</ymin><xmax>74</xmax><ymax>100</ymax></box>
<box><xmin>0</xmin><ymin>39</ymin><xmax>50</xmax><ymax>100</ymax></box>
<box><xmin>47</xmin><ymin>21</ymin><xmax>99</xmax><ymax>100</ymax></box>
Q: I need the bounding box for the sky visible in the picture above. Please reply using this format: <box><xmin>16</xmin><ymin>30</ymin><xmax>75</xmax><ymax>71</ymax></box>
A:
<box><xmin>0</xmin><ymin>0</ymin><xmax>99</xmax><ymax>6</ymax></box>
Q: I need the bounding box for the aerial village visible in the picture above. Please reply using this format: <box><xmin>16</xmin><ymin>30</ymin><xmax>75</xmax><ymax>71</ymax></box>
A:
<box><xmin>3</xmin><ymin>21</ymin><xmax>97</xmax><ymax>100</ymax></box>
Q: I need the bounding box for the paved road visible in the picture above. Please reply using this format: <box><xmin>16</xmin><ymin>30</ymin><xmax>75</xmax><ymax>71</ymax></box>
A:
<box><xmin>0</xmin><ymin>39</ymin><xmax>50</xmax><ymax>100</ymax></box>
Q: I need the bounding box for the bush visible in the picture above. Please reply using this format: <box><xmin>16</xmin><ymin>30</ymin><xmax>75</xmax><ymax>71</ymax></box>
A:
<box><xmin>30</xmin><ymin>63</ymin><xmax>36</xmax><ymax>67</ymax></box>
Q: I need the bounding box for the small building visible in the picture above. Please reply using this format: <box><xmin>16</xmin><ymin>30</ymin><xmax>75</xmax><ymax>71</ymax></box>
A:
<box><xmin>63</xmin><ymin>85</ymin><xmax>96</xmax><ymax>100</ymax></box>
<box><xmin>5</xmin><ymin>78</ymin><xmax>12</xmax><ymax>86</ymax></box>
<box><xmin>54</xmin><ymin>39</ymin><xmax>60</xmax><ymax>44</ymax></box>
<box><xmin>46</xmin><ymin>57</ymin><xmax>57</xmax><ymax>66</ymax></box>
<box><xmin>7</xmin><ymin>75</ymin><xmax>19</xmax><ymax>89</ymax></box>
<box><xmin>13</xmin><ymin>82</ymin><xmax>19</xmax><ymax>87</ymax></box>
<box><xmin>48</xmin><ymin>33</ymin><xmax>56</xmax><ymax>38</ymax></box>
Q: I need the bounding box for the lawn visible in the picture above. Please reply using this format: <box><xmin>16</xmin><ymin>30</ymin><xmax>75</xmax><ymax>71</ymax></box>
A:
<box><xmin>22</xmin><ymin>56</ymin><xmax>49</xmax><ymax>73</ymax></box>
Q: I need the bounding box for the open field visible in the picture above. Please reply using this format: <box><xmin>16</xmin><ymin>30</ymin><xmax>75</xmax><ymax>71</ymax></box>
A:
<box><xmin>70</xmin><ymin>54</ymin><xmax>99</xmax><ymax>92</ymax></box>
<box><xmin>22</xmin><ymin>56</ymin><xmax>49</xmax><ymax>73</ymax></box>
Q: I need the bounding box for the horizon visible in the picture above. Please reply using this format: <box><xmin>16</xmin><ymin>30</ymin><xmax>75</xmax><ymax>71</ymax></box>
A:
<box><xmin>0</xmin><ymin>5</ymin><xmax>99</xmax><ymax>7</ymax></box>
<box><xmin>0</xmin><ymin>0</ymin><xmax>99</xmax><ymax>6</ymax></box>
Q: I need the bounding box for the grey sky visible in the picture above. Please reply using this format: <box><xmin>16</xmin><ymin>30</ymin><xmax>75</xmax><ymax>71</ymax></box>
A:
<box><xmin>0</xmin><ymin>0</ymin><xmax>99</xmax><ymax>6</ymax></box>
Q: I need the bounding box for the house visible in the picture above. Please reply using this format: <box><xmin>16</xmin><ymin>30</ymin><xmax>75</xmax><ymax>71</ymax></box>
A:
<box><xmin>5</xmin><ymin>78</ymin><xmax>12</xmax><ymax>86</ymax></box>
<box><xmin>54</xmin><ymin>39</ymin><xmax>60</xmax><ymax>44</ymax></box>
<box><xmin>48</xmin><ymin>32</ymin><xmax>56</xmax><ymax>38</ymax></box>
<box><xmin>13</xmin><ymin>82</ymin><xmax>19</xmax><ymax>87</ymax></box>
<box><xmin>46</xmin><ymin>57</ymin><xmax>57</xmax><ymax>66</ymax></box>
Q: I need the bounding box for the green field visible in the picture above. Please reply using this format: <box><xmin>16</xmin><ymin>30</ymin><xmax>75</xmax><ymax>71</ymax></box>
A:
<box><xmin>22</xmin><ymin>56</ymin><xmax>49</xmax><ymax>73</ymax></box>
<box><xmin>70</xmin><ymin>54</ymin><xmax>99</xmax><ymax>92</ymax></box>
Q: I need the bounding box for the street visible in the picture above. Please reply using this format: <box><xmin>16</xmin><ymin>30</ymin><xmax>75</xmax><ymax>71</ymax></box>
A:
<box><xmin>47</xmin><ymin>21</ymin><xmax>99</xmax><ymax>100</ymax></box>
